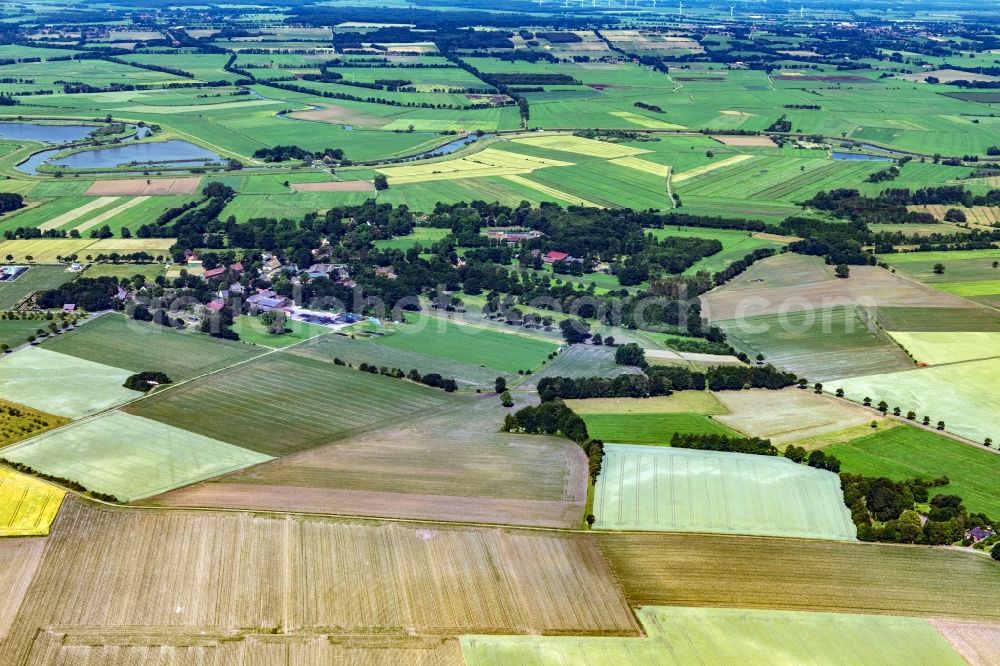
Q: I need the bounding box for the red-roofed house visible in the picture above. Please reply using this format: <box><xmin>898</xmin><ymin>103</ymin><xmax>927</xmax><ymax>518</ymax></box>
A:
<box><xmin>203</xmin><ymin>267</ymin><xmax>225</xmax><ymax>279</ymax></box>
<box><xmin>205</xmin><ymin>299</ymin><xmax>225</xmax><ymax>312</ymax></box>
<box><xmin>229</xmin><ymin>262</ymin><xmax>244</xmax><ymax>274</ymax></box>
<box><xmin>542</xmin><ymin>251</ymin><xmax>570</xmax><ymax>264</ymax></box>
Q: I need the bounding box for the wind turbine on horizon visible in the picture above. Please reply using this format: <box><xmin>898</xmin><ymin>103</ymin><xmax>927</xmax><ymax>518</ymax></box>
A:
<box><xmin>730</xmin><ymin>4</ymin><xmax>736</xmax><ymax>17</ymax></box>
<box><xmin>678</xmin><ymin>0</ymin><xmax>683</xmax><ymax>16</ymax></box>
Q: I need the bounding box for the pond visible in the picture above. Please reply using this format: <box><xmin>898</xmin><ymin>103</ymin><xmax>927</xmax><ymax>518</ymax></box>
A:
<box><xmin>0</xmin><ymin>122</ymin><xmax>96</xmax><ymax>143</ymax></box>
<box><xmin>49</xmin><ymin>140</ymin><xmax>222</xmax><ymax>170</ymax></box>
<box><xmin>830</xmin><ymin>152</ymin><xmax>893</xmax><ymax>162</ymax></box>
<box><xmin>405</xmin><ymin>132</ymin><xmax>494</xmax><ymax>161</ymax></box>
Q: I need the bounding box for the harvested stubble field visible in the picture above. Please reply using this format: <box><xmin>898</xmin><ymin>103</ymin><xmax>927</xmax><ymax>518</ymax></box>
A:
<box><xmin>600</xmin><ymin>531</ymin><xmax>1000</xmax><ymax>620</ymax></box>
<box><xmin>825</xmin><ymin>425</ymin><xmax>1000</xmax><ymax>517</ymax></box>
<box><xmin>462</xmin><ymin>606</ymin><xmax>969</xmax><ymax>666</ymax></box>
<box><xmin>509</xmin><ymin>134</ymin><xmax>649</xmax><ymax>159</ymax></box>
<box><xmin>0</xmin><ymin>467</ymin><xmax>64</xmax><ymax>536</ymax></box>
<box><xmin>514</xmin><ymin>346</ymin><xmax>641</xmax><ymax>387</ymax></box>
<box><xmin>144</xmin><ymin>397</ymin><xmax>588</xmax><ymax>528</ymax></box>
<box><xmin>84</xmin><ymin>177</ymin><xmax>202</xmax><ymax>196</ymax></box>
<box><xmin>929</xmin><ymin>620</ymin><xmax>1000</xmax><ymax>666</ymax></box>
<box><xmin>291</xmin><ymin>331</ymin><xmax>506</xmax><ymax>387</ymax></box>
<box><xmin>712</xmin><ymin>388</ymin><xmax>875</xmax><ymax>446</ymax></box>
<box><xmin>0</xmin><ymin>537</ymin><xmax>45</xmax><ymax>642</ymax></box>
<box><xmin>0</xmin><ymin>499</ymin><xmax>639</xmax><ymax>662</ymax></box>
<box><xmin>0</xmin><ymin>347</ymin><xmax>139</xmax><ymax>419</ymax></box>
<box><xmin>127</xmin><ymin>352</ymin><xmax>451</xmax><ymax>457</ymax></box>
<box><xmin>3</xmin><ymin>411</ymin><xmax>272</xmax><ymax>502</ymax></box>
<box><xmin>702</xmin><ymin>253</ymin><xmax>975</xmax><ymax>322</ymax></box>
<box><xmin>593</xmin><ymin>445</ymin><xmax>856</xmax><ymax>540</ymax></box>
<box><xmin>43</xmin><ymin>314</ymin><xmax>265</xmax><ymax>382</ymax></box>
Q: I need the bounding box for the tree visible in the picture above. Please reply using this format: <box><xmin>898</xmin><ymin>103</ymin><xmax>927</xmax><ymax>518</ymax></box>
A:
<box><xmin>985</xmin><ymin>437</ymin><xmax>993</xmax><ymax>448</ymax></box>
<box><xmin>906</xmin><ymin>410</ymin><xmax>916</xmax><ymax>420</ymax></box>
<box><xmin>614</xmin><ymin>343</ymin><xmax>647</xmax><ymax>368</ymax></box>
<box><xmin>937</xmin><ymin>420</ymin><xmax>946</xmax><ymax>430</ymax></box>
<box><xmin>494</xmin><ymin>376</ymin><xmax>507</xmax><ymax>394</ymax></box>
<box><xmin>897</xmin><ymin>510</ymin><xmax>922</xmax><ymax>543</ymax></box>
<box><xmin>943</xmin><ymin>208</ymin><xmax>966</xmax><ymax>223</ymax></box>
<box><xmin>813</xmin><ymin>382</ymin><xmax>823</xmax><ymax>394</ymax></box>
<box><xmin>993</xmin><ymin>261</ymin><xmax>999</xmax><ymax>269</ymax></box>
<box><xmin>558</xmin><ymin>318</ymin><xmax>590</xmax><ymax>345</ymax></box>
<box><xmin>374</xmin><ymin>174</ymin><xmax>389</xmax><ymax>191</ymax></box>
<box><xmin>923</xmin><ymin>415</ymin><xmax>931</xmax><ymax>426</ymax></box>
<box><xmin>500</xmin><ymin>390</ymin><xmax>514</xmax><ymax>408</ymax></box>
<box><xmin>933</xmin><ymin>263</ymin><xmax>945</xmax><ymax>274</ymax></box>
<box><xmin>877</xmin><ymin>400</ymin><xmax>889</xmax><ymax>414</ymax></box>
<box><xmin>834</xmin><ymin>264</ymin><xmax>850</xmax><ymax>279</ymax></box>
<box><xmin>993</xmin><ymin>542</ymin><xmax>1000</xmax><ymax>561</ymax></box>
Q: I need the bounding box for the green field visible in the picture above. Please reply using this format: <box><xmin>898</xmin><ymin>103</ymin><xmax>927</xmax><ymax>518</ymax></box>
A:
<box><xmin>592</xmin><ymin>444</ymin><xmax>856</xmax><ymax>539</ymax></box>
<box><xmin>372</xmin><ymin>226</ymin><xmax>451</xmax><ymax>251</ymax></box>
<box><xmin>374</xmin><ymin>313</ymin><xmax>558</xmax><ymax>374</ymax></box>
<box><xmin>889</xmin><ymin>331</ymin><xmax>1000</xmax><ymax>365</ymax></box>
<box><xmin>825</xmin><ymin>425</ymin><xmax>1000</xmax><ymax>516</ymax></box>
<box><xmin>125</xmin><ymin>352</ymin><xmax>453</xmax><ymax>456</ymax></box>
<box><xmin>719</xmin><ymin>306</ymin><xmax>915</xmax><ymax>381</ymax></box>
<box><xmin>880</xmin><ymin>249</ymin><xmax>1000</xmax><ymax>307</ymax></box>
<box><xmin>0</xmin><ymin>318</ymin><xmax>54</xmax><ymax>350</ymax></box>
<box><xmin>0</xmin><ymin>265</ymin><xmax>73</xmax><ymax>310</ymax></box>
<box><xmin>290</xmin><ymin>331</ymin><xmax>506</xmax><ymax>387</ymax></box>
<box><xmin>0</xmin><ymin>347</ymin><xmax>139</xmax><ymax>419</ymax></box>
<box><xmin>875</xmin><ymin>306</ymin><xmax>1000</xmax><ymax>332</ymax></box>
<box><xmin>461</xmin><ymin>606</ymin><xmax>966</xmax><ymax>666</ymax></box>
<box><xmin>231</xmin><ymin>315</ymin><xmax>331</xmax><ymax>349</ymax></box>
<box><xmin>43</xmin><ymin>314</ymin><xmax>264</xmax><ymax>382</ymax></box>
<box><xmin>81</xmin><ymin>263</ymin><xmax>167</xmax><ymax>281</ymax></box>
<box><xmin>1</xmin><ymin>411</ymin><xmax>271</xmax><ymax>501</ymax></box>
<box><xmin>830</xmin><ymin>357</ymin><xmax>1000</xmax><ymax>445</ymax></box>
<box><xmin>579</xmin><ymin>413</ymin><xmax>735</xmax><ymax>444</ymax></box>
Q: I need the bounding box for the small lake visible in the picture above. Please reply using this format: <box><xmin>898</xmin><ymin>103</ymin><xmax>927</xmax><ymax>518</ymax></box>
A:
<box><xmin>406</xmin><ymin>133</ymin><xmax>494</xmax><ymax>161</ymax></box>
<box><xmin>50</xmin><ymin>140</ymin><xmax>222</xmax><ymax>170</ymax></box>
<box><xmin>0</xmin><ymin>122</ymin><xmax>95</xmax><ymax>143</ymax></box>
<box><xmin>831</xmin><ymin>152</ymin><xmax>893</xmax><ymax>162</ymax></box>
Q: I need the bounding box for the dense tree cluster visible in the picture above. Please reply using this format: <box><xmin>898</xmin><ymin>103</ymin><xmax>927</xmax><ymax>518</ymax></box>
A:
<box><xmin>0</xmin><ymin>193</ymin><xmax>24</xmax><ymax>214</ymax></box>
<box><xmin>669</xmin><ymin>433</ymin><xmax>778</xmax><ymax>456</ymax></box>
<box><xmin>841</xmin><ymin>473</ymin><xmax>996</xmax><ymax>545</ymax></box>
<box><xmin>501</xmin><ymin>401</ymin><xmax>606</xmax><ymax>479</ymax></box>
<box><xmin>123</xmin><ymin>371</ymin><xmax>172</xmax><ymax>392</ymax></box>
<box><xmin>252</xmin><ymin>145</ymin><xmax>344</xmax><ymax>163</ymax></box>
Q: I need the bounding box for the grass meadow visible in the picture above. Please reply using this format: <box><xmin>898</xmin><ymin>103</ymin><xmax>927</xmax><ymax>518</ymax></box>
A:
<box><xmin>592</xmin><ymin>444</ymin><xmax>856</xmax><ymax>540</ymax></box>
<box><xmin>43</xmin><ymin>314</ymin><xmax>264</xmax><ymax>381</ymax></box>
<box><xmin>376</xmin><ymin>313</ymin><xmax>557</xmax><ymax>374</ymax></box>
<box><xmin>0</xmin><ymin>265</ymin><xmax>73</xmax><ymax>309</ymax></box>
<box><xmin>825</xmin><ymin>425</ymin><xmax>1000</xmax><ymax>516</ymax></box>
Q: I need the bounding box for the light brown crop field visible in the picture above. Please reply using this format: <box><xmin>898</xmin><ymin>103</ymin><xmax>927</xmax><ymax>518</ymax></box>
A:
<box><xmin>144</xmin><ymin>398</ymin><xmax>588</xmax><ymax>528</ymax></box>
<box><xmin>929</xmin><ymin>619</ymin><xmax>1000</xmax><ymax>666</ymax></box>
<box><xmin>600</xmin><ymin>532</ymin><xmax>1000</xmax><ymax>621</ymax></box>
<box><xmin>712</xmin><ymin>388</ymin><xmax>875</xmax><ymax>445</ymax></box>
<box><xmin>703</xmin><ymin>253</ymin><xmax>976</xmax><ymax>321</ymax></box>
<box><xmin>1</xmin><ymin>499</ymin><xmax>638</xmax><ymax>662</ymax></box>
<box><xmin>85</xmin><ymin>177</ymin><xmax>202</xmax><ymax>196</ymax></box>
<box><xmin>0</xmin><ymin>537</ymin><xmax>45</xmax><ymax>642</ymax></box>
<box><xmin>23</xmin><ymin>633</ymin><xmax>464</xmax><ymax>666</ymax></box>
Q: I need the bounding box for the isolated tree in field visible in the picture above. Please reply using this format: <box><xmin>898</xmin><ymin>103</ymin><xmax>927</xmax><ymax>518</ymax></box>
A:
<box><xmin>893</xmin><ymin>406</ymin><xmax>901</xmax><ymax>416</ymax></box>
<box><xmin>923</xmin><ymin>415</ymin><xmax>931</xmax><ymax>426</ymax></box>
<box><xmin>906</xmin><ymin>411</ymin><xmax>916</xmax><ymax>420</ymax></box>
<box><xmin>937</xmin><ymin>420</ymin><xmax>946</xmax><ymax>430</ymax></box>
<box><xmin>494</xmin><ymin>377</ymin><xmax>507</xmax><ymax>393</ymax></box>
<box><xmin>933</xmin><ymin>263</ymin><xmax>945</xmax><ymax>274</ymax></box>
<box><xmin>834</xmin><ymin>264</ymin><xmax>850</xmax><ymax>279</ymax></box>
<box><xmin>993</xmin><ymin>542</ymin><xmax>1000</xmax><ymax>561</ymax></box>
<box><xmin>984</xmin><ymin>437</ymin><xmax>993</xmax><ymax>448</ymax></box>
<box><xmin>500</xmin><ymin>390</ymin><xmax>514</xmax><ymax>408</ymax></box>
<box><xmin>813</xmin><ymin>382</ymin><xmax>823</xmax><ymax>394</ymax></box>
<box><xmin>0</xmin><ymin>344</ymin><xmax>7</xmax><ymax>353</ymax></box>
<box><xmin>374</xmin><ymin>174</ymin><xmax>389</xmax><ymax>191</ymax></box>
<box><xmin>863</xmin><ymin>396</ymin><xmax>872</xmax><ymax>406</ymax></box>
<box><xmin>835</xmin><ymin>388</ymin><xmax>844</xmax><ymax>397</ymax></box>
<box><xmin>877</xmin><ymin>400</ymin><xmax>889</xmax><ymax>414</ymax></box>
<box><xmin>591</xmin><ymin>333</ymin><xmax>603</xmax><ymax>346</ymax></box>
<box><xmin>755</xmin><ymin>353</ymin><xmax>765</xmax><ymax>364</ymax></box>
<box><xmin>993</xmin><ymin>261</ymin><xmax>999</xmax><ymax>269</ymax></box>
